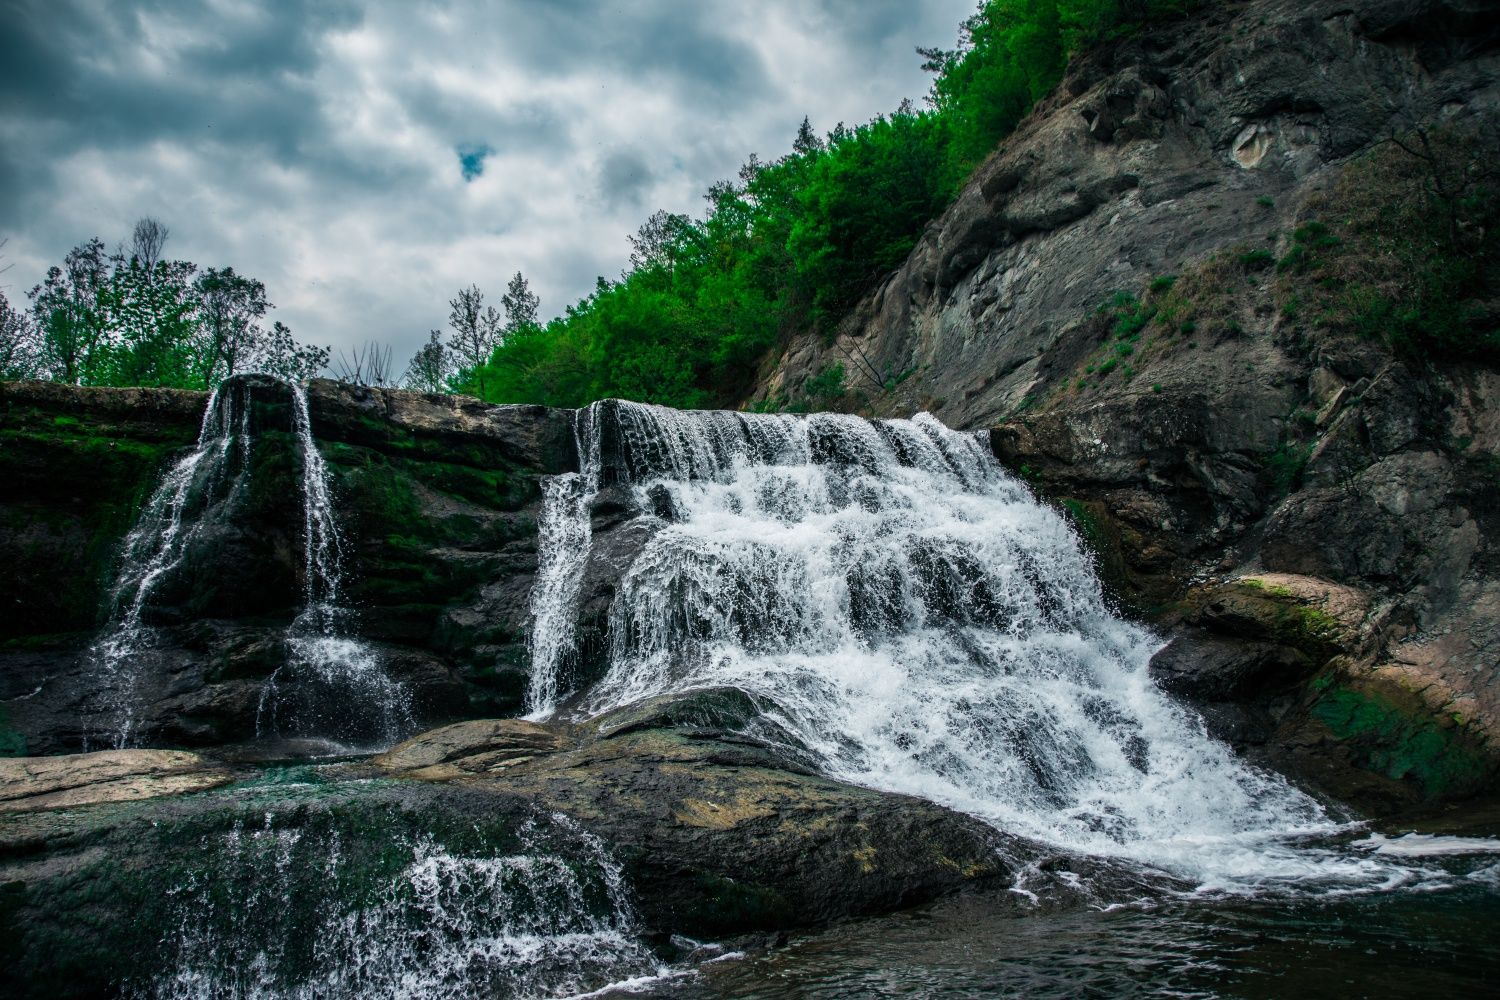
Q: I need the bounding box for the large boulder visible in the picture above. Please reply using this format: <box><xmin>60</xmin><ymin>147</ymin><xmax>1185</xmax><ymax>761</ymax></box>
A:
<box><xmin>0</xmin><ymin>701</ymin><xmax>1139</xmax><ymax>998</ymax></box>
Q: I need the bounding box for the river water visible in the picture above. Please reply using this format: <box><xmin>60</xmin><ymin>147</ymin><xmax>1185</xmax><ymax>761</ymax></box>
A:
<box><xmin>97</xmin><ymin>389</ymin><xmax>1499</xmax><ymax>998</ymax></box>
<box><xmin>649</xmin><ymin>875</ymin><xmax>1500</xmax><ymax>999</ymax></box>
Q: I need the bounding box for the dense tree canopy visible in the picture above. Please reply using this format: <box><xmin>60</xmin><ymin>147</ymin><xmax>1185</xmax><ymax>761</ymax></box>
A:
<box><xmin>457</xmin><ymin>0</ymin><xmax>1197</xmax><ymax>410</ymax></box>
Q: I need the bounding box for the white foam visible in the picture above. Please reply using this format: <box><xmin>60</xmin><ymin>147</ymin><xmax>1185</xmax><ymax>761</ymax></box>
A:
<box><xmin>528</xmin><ymin>401</ymin><xmax>1463</xmax><ymax>895</ymax></box>
<box><xmin>1353</xmin><ymin>833</ymin><xmax>1500</xmax><ymax>857</ymax></box>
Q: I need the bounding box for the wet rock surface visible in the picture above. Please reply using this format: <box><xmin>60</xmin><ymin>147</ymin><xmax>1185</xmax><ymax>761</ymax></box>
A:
<box><xmin>0</xmin><ymin>706</ymin><xmax>1138</xmax><ymax>998</ymax></box>
<box><xmin>751</xmin><ymin>0</ymin><xmax>1500</xmax><ymax>806</ymax></box>
<box><xmin>0</xmin><ymin>749</ymin><xmax>234</xmax><ymax>813</ymax></box>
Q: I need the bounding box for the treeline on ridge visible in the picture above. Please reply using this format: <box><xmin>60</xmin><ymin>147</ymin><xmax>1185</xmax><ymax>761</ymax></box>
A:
<box><xmin>459</xmin><ymin>0</ymin><xmax>1199</xmax><ymax>410</ymax></box>
<box><xmin>0</xmin><ymin>220</ymin><xmax>327</xmax><ymax>390</ymax></box>
<box><xmin>0</xmin><ymin>2</ymin><xmax>1197</xmax><ymax>402</ymax></box>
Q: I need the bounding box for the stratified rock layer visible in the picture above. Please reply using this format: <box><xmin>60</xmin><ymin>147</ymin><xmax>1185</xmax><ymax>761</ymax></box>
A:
<box><xmin>0</xmin><ymin>377</ymin><xmax>576</xmax><ymax>752</ymax></box>
<box><xmin>752</xmin><ymin>0</ymin><xmax>1500</xmax><ymax>805</ymax></box>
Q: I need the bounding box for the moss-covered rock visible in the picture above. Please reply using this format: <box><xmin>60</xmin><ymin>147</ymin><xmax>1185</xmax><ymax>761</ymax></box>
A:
<box><xmin>0</xmin><ymin>378</ymin><xmax>578</xmax><ymax>752</ymax></box>
<box><xmin>0</xmin><ymin>716</ymin><xmax>1131</xmax><ymax>997</ymax></box>
<box><xmin>1303</xmin><ymin>674</ymin><xmax>1495</xmax><ymax>801</ymax></box>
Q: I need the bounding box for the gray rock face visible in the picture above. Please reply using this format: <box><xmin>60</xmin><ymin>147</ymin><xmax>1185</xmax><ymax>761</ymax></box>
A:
<box><xmin>0</xmin><ymin>378</ymin><xmax>583</xmax><ymax>753</ymax></box>
<box><xmin>752</xmin><ymin>0</ymin><xmax>1500</xmax><ymax>802</ymax></box>
<box><xmin>0</xmin><ymin>704</ymin><xmax>1149</xmax><ymax>998</ymax></box>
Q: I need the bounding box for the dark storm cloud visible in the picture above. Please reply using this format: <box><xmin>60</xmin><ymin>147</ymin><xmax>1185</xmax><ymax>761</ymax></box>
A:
<box><xmin>0</xmin><ymin>0</ymin><xmax>358</xmax><ymax>150</ymax></box>
<box><xmin>597</xmin><ymin>149</ymin><xmax>654</xmax><ymax>211</ymax></box>
<box><xmin>0</xmin><ymin>0</ymin><xmax>973</xmax><ymax>361</ymax></box>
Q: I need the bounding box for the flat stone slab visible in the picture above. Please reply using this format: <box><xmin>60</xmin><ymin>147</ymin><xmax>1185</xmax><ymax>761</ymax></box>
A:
<box><xmin>373</xmin><ymin>718</ymin><xmax>568</xmax><ymax>774</ymax></box>
<box><xmin>0</xmin><ymin>750</ymin><xmax>234</xmax><ymax>813</ymax></box>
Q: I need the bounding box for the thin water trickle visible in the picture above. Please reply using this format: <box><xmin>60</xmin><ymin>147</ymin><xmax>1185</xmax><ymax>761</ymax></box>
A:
<box><xmin>255</xmin><ymin>382</ymin><xmax>411</xmax><ymax>748</ymax></box>
<box><xmin>526</xmin><ymin>400</ymin><xmax>1475</xmax><ymax>897</ymax></box>
<box><xmin>89</xmin><ymin>382</ymin><xmax>251</xmax><ymax>748</ymax></box>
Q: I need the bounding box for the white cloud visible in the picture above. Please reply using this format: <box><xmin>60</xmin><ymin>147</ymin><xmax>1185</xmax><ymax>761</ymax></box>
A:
<box><xmin>0</xmin><ymin>0</ymin><xmax>973</xmax><ymax>364</ymax></box>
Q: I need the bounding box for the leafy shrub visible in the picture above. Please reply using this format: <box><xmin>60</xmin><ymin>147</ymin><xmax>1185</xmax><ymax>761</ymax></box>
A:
<box><xmin>804</xmin><ymin>362</ymin><xmax>848</xmax><ymax>403</ymax></box>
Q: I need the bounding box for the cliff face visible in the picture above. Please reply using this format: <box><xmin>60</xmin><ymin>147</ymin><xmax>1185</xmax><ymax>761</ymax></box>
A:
<box><xmin>0</xmin><ymin>378</ymin><xmax>575</xmax><ymax>753</ymax></box>
<box><xmin>753</xmin><ymin>0</ymin><xmax>1500</xmax><ymax>806</ymax></box>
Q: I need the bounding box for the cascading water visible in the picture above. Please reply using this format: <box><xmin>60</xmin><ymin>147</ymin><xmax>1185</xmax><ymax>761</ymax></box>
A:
<box><xmin>256</xmin><ymin>383</ymin><xmax>411</xmax><ymax>748</ymax></box>
<box><xmin>526</xmin><ymin>401</ymin><xmax>1449</xmax><ymax>896</ymax></box>
<box><xmin>90</xmin><ymin>381</ymin><xmax>252</xmax><ymax>748</ymax></box>
<box><xmin>92</xmin><ymin>376</ymin><xmax>409</xmax><ymax>749</ymax></box>
<box><xmin>140</xmin><ymin>810</ymin><xmax>668</xmax><ymax>1000</ymax></box>
<box><xmin>525</xmin><ymin>405</ymin><xmax>602</xmax><ymax>717</ymax></box>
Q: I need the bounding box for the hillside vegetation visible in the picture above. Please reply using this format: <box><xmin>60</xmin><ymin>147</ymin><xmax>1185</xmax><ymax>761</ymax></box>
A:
<box><xmin>460</xmin><ymin>1</ymin><xmax>1199</xmax><ymax>409</ymax></box>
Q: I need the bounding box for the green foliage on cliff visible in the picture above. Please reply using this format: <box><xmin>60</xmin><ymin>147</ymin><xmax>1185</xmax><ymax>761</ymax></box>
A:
<box><xmin>461</xmin><ymin>1</ymin><xmax>1199</xmax><ymax>409</ymax></box>
<box><xmin>1313</xmin><ymin>126</ymin><xmax>1500</xmax><ymax>361</ymax></box>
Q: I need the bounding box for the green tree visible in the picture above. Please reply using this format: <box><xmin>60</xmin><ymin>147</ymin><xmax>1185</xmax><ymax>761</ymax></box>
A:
<box><xmin>0</xmin><ymin>289</ymin><xmax>40</xmax><ymax>379</ymax></box>
<box><xmin>29</xmin><ymin>238</ymin><xmax>112</xmax><ymax>383</ymax></box>
<box><xmin>403</xmin><ymin>329</ymin><xmax>452</xmax><ymax>393</ymax></box>
<box><xmin>253</xmin><ymin>321</ymin><xmax>330</xmax><ymax>382</ymax></box>
<box><xmin>501</xmin><ymin>271</ymin><xmax>540</xmax><ymax>336</ymax></box>
<box><xmin>104</xmin><ymin>257</ymin><xmax>200</xmax><ymax>388</ymax></box>
<box><xmin>193</xmin><ymin>267</ymin><xmax>269</xmax><ymax>389</ymax></box>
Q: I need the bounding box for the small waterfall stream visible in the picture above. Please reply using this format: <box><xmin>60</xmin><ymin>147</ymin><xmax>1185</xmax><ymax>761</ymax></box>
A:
<box><xmin>526</xmin><ymin>401</ymin><xmax>1437</xmax><ymax>896</ymax></box>
<box><xmin>93</xmin><ymin>377</ymin><xmax>410</xmax><ymax>750</ymax></box>
<box><xmin>525</xmin><ymin>404</ymin><xmax>602</xmax><ymax>716</ymax></box>
<box><xmin>140</xmin><ymin>809</ymin><xmax>667</xmax><ymax>1000</ymax></box>
<box><xmin>90</xmin><ymin>381</ymin><xmax>252</xmax><ymax>748</ymax></box>
<box><xmin>255</xmin><ymin>384</ymin><xmax>412</xmax><ymax>748</ymax></box>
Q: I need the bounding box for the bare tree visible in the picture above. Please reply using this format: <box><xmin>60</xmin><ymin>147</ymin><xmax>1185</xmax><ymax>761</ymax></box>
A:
<box><xmin>403</xmin><ymin>329</ymin><xmax>452</xmax><ymax>393</ymax></box>
<box><xmin>446</xmin><ymin>284</ymin><xmax>501</xmax><ymax>395</ymax></box>
<box><xmin>130</xmin><ymin>217</ymin><xmax>170</xmax><ymax>273</ymax></box>
<box><xmin>332</xmin><ymin>340</ymin><xmax>394</xmax><ymax>387</ymax></box>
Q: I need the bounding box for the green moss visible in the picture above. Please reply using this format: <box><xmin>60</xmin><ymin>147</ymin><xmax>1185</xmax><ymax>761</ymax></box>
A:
<box><xmin>0</xmin><ymin>704</ymin><xmax>26</xmax><ymax>757</ymax></box>
<box><xmin>683</xmin><ymin>872</ymin><xmax>794</xmax><ymax>932</ymax></box>
<box><xmin>1310</xmin><ymin>681</ymin><xmax>1493</xmax><ymax>799</ymax></box>
<box><xmin>1264</xmin><ymin>441</ymin><xmax>1312</xmax><ymax>497</ymax></box>
<box><xmin>0</xmin><ymin>408</ymin><xmax>200</xmax><ymax>639</ymax></box>
<box><xmin>1239</xmin><ymin>248</ymin><xmax>1276</xmax><ymax>271</ymax></box>
<box><xmin>1059</xmin><ymin>498</ymin><xmax>1130</xmax><ymax>607</ymax></box>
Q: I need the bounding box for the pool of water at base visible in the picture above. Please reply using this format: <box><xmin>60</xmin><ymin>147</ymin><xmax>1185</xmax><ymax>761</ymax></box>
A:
<box><xmin>633</xmin><ymin>881</ymin><xmax>1500</xmax><ymax>999</ymax></box>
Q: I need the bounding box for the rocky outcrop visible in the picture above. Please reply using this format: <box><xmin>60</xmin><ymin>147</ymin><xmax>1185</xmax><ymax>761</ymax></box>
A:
<box><xmin>752</xmin><ymin>0</ymin><xmax>1500</xmax><ymax>804</ymax></box>
<box><xmin>0</xmin><ymin>749</ymin><xmax>233</xmax><ymax>813</ymax></box>
<box><xmin>0</xmin><ymin>703</ymin><xmax>1134</xmax><ymax>998</ymax></box>
<box><xmin>0</xmin><ymin>377</ymin><xmax>577</xmax><ymax>754</ymax></box>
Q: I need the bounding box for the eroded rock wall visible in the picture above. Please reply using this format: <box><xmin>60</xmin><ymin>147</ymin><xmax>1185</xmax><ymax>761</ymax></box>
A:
<box><xmin>0</xmin><ymin>377</ymin><xmax>576</xmax><ymax>753</ymax></box>
<box><xmin>752</xmin><ymin>0</ymin><xmax>1500</xmax><ymax>804</ymax></box>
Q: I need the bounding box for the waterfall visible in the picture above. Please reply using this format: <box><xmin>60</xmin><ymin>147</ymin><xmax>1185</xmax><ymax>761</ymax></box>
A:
<box><xmin>90</xmin><ymin>381</ymin><xmax>252</xmax><ymax>748</ymax></box>
<box><xmin>526</xmin><ymin>401</ymin><xmax>1410</xmax><ymax>894</ymax></box>
<box><xmin>139</xmin><ymin>811</ymin><xmax>668</xmax><ymax>1000</ymax></box>
<box><xmin>256</xmin><ymin>383</ymin><xmax>411</xmax><ymax>748</ymax></box>
<box><xmin>92</xmin><ymin>376</ymin><xmax>410</xmax><ymax>750</ymax></box>
<box><xmin>524</xmin><ymin>405</ymin><xmax>602</xmax><ymax>716</ymax></box>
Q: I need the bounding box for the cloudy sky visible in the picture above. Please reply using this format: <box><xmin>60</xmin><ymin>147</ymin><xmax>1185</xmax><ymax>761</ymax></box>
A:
<box><xmin>0</xmin><ymin>0</ymin><xmax>973</xmax><ymax>364</ymax></box>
